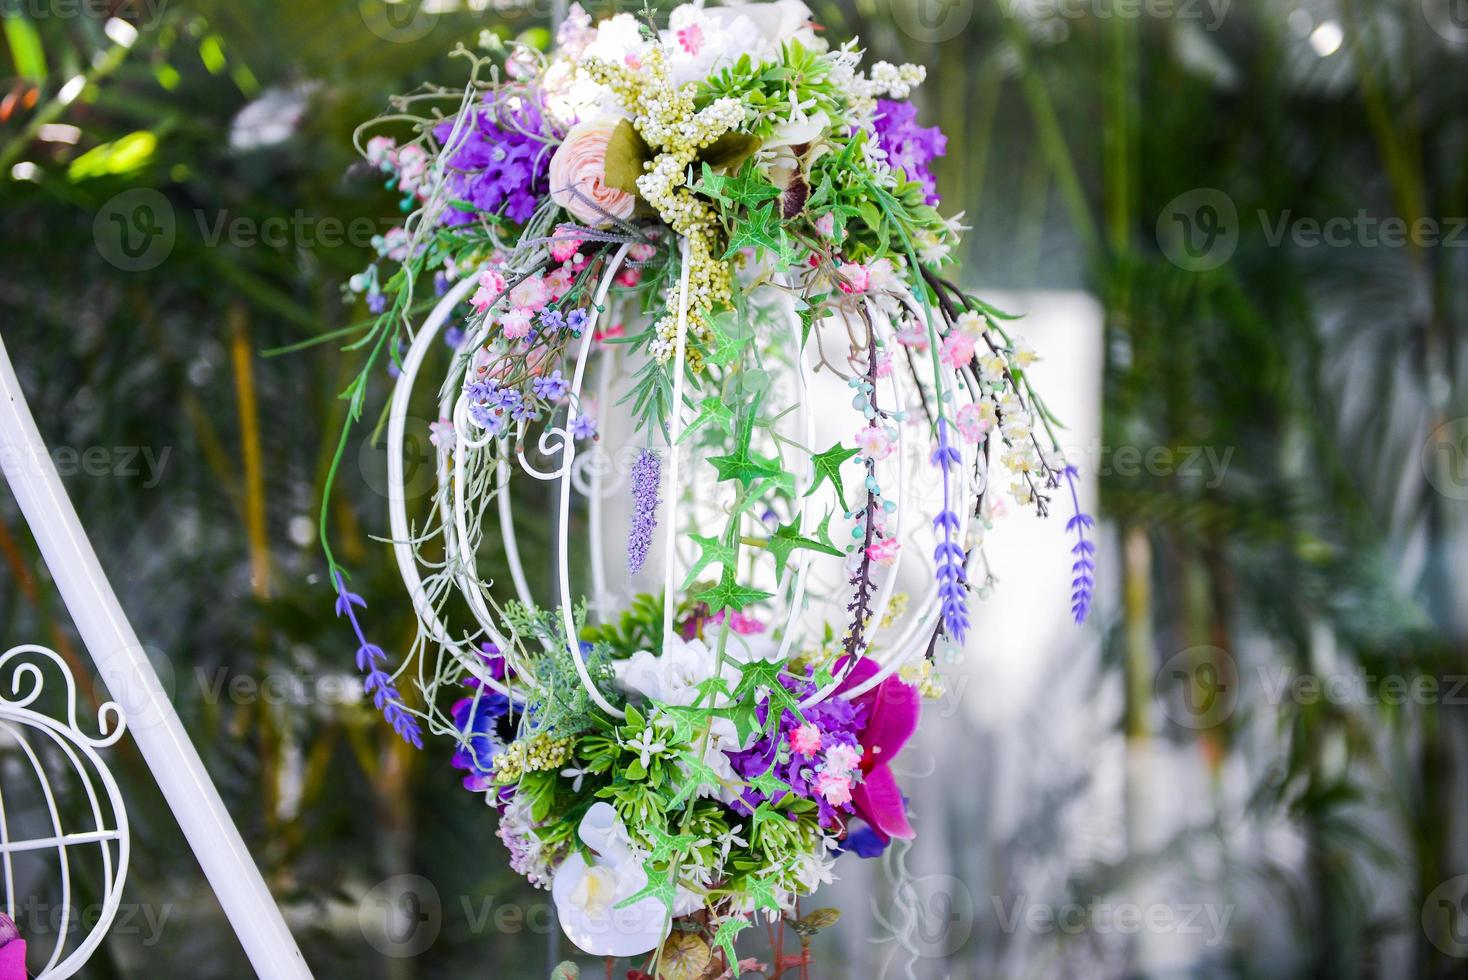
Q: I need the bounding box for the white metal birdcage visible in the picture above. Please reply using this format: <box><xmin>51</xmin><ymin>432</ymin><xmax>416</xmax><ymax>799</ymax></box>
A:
<box><xmin>387</xmin><ymin>236</ymin><xmax>988</xmax><ymax>717</ymax></box>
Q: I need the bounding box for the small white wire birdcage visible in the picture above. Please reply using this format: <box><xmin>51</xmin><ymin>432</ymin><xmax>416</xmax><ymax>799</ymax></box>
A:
<box><xmin>0</xmin><ymin>644</ymin><xmax>129</xmax><ymax>980</ymax></box>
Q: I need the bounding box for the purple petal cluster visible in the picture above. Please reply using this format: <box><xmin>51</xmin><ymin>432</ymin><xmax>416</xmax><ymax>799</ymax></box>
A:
<box><xmin>451</xmin><ymin>643</ymin><xmax>512</xmax><ymax>792</ymax></box>
<box><xmin>1063</xmin><ymin>465</ymin><xmax>1096</xmax><ymax>624</ymax></box>
<box><xmin>627</xmin><ymin>448</ymin><xmax>661</xmax><ymax>574</ymax></box>
<box><xmin>931</xmin><ymin>419</ymin><xmax>969</xmax><ymax>642</ymax></box>
<box><xmin>433</xmin><ymin>90</ymin><xmax>555</xmax><ymax>226</ymax></box>
<box><xmin>727</xmin><ymin>671</ymin><xmax>868</xmax><ymax>829</ymax></box>
<box><xmin>333</xmin><ymin>572</ymin><xmax>423</xmax><ymax>748</ymax></box>
<box><xmin>873</xmin><ymin>99</ymin><xmax>947</xmax><ymax>205</ymax></box>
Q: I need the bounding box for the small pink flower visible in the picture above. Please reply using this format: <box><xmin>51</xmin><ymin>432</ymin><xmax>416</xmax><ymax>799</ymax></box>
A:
<box><xmin>895</xmin><ymin>321</ymin><xmax>929</xmax><ymax>351</ymax></box>
<box><xmin>790</xmin><ymin>724</ymin><xmax>822</xmax><ymax>757</ymax></box>
<box><xmin>500</xmin><ymin>307</ymin><xmax>533</xmax><ymax>340</ymax></box>
<box><xmin>866</xmin><ymin>536</ymin><xmax>901</xmax><ymax>566</ymax></box>
<box><xmin>365</xmin><ymin>135</ymin><xmax>396</xmax><ymax>167</ymax></box>
<box><xmin>616</xmin><ymin>267</ymin><xmax>642</xmax><ymax>287</ymax></box>
<box><xmin>629</xmin><ymin>243</ymin><xmax>656</xmax><ymax>261</ymax></box>
<box><xmin>824</xmin><ymin>743</ymin><xmax>862</xmax><ymax>776</ymax></box>
<box><xmin>470</xmin><ymin>268</ymin><xmax>508</xmax><ymax>312</ymax></box>
<box><xmin>814</xmin><ymin>213</ymin><xmax>836</xmax><ymax>238</ymax></box>
<box><xmin>429</xmin><ymin>416</ymin><xmax>456</xmax><ymax>449</ymax></box>
<box><xmin>676</xmin><ymin>23</ymin><xmax>705</xmax><ymax>55</ymax></box>
<box><xmin>816</xmin><ymin>771</ymin><xmax>853</xmax><ymax>807</ymax></box>
<box><xmin>854</xmin><ymin>426</ymin><xmax>894</xmax><ymax>462</ymax></box>
<box><xmin>510</xmin><ymin>275</ymin><xmax>549</xmax><ymax>312</ymax></box>
<box><xmin>836</xmin><ymin>261</ymin><xmax>870</xmax><ymax>294</ymax></box>
<box><xmin>941</xmin><ymin>332</ymin><xmax>977</xmax><ymax>369</ymax></box>
<box><xmin>550</xmin><ymin>228</ymin><xmax>584</xmax><ymax>263</ymax></box>
<box><xmin>956</xmin><ymin>402</ymin><xmax>994</xmax><ymax>442</ymax></box>
<box><xmin>874</xmin><ymin>352</ymin><xmax>894</xmax><ymax>379</ymax></box>
<box><xmin>543</xmin><ymin>266</ymin><xmax>575</xmax><ymax>301</ymax></box>
<box><xmin>624</xmin><ymin>52</ymin><xmax>643</xmax><ymax>69</ymax></box>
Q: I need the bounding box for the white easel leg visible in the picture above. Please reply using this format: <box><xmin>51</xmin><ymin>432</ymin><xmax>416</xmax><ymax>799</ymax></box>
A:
<box><xmin>0</xmin><ymin>335</ymin><xmax>312</xmax><ymax>979</ymax></box>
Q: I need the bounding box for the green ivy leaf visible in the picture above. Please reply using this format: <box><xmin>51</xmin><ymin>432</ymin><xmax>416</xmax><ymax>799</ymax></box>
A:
<box><xmin>766</xmin><ymin>517</ymin><xmax>843</xmax><ymax>582</ymax></box>
<box><xmin>805</xmin><ymin>442</ymin><xmax>860</xmax><ymax>510</ymax></box>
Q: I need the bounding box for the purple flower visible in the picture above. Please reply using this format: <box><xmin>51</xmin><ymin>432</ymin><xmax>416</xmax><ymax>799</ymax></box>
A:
<box><xmin>367</xmin><ymin>290</ymin><xmax>387</xmax><ymax>314</ymax></box>
<box><xmin>468</xmin><ymin>403</ymin><xmax>504</xmax><ymax>433</ymax></box>
<box><xmin>538</xmin><ymin>307</ymin><xmax>565</xmax><ymax>332</ymax></box>
<box><xmin>931</xmin><ymin>419</ymin><xmax>969</xmax><ymax>642</ymax></box>
<box><xmin>727</xmin><ymin>669</ymin><xmax>868</xmax><ymax>830</ymax></box>
<box><xmin>627</xmin><ymin>448</ymin><xmax>661</xmax><ymax>574</ymax></box>
<box><xmin>451</xmin><ymin>644</ymin><xmax>512</xmax><ymax>793</ymax></box>
<box><xmin>873</xmin><ymin>99</ymin><xmax>947</xmax><ymax>205</ymax></box>
<box><xmin>443</xmin><ymin>325</ymin><xmax>465</xmax><ymax>349</ymax></box>
<box><xmin>532</xmin><ymin>370</ymin><xmax>568</xmax><ymax>401</ymax></box>
<box><xmin>1063</xmin><ymin>465</ymin><xmax>1096</xmax><ymax>625</ymax></box>
<box><xmin>332</xmin><ymin>572</ymin><xmax>422</xmax><ymax>748</ymax></box>
<box><xmin>433</xmin><ymin>90</ymin><xmax>556</xmax><ymax>226</ymax></box>
<box><xmin>571</xmin><ymin>413</ymin><xmax>598</xmax><ymax>440</ymax></box>
<box><xmin>566</xmin><ymin>309</ymin><xmax>588</xmax><ymax>335</ymax></box>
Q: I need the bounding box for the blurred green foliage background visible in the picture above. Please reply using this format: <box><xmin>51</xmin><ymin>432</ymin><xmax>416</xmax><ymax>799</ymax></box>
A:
<box><xmin>1</xmin><ymin>0</ymin><xmax>1465</xmax><ymax>976</ymax></box>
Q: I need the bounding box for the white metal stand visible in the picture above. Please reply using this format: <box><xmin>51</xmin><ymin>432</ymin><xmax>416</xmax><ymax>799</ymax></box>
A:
<box><xmin>0</xmin><ymin>335</ymin><xmax>311</xmax><ymax>978</ymax></box>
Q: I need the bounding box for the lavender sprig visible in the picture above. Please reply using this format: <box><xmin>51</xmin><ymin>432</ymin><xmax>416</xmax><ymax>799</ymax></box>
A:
<box><xmin>333</xmin><ymin>572</ymin><xmax>423</xmax><ymax>748</ymax></box>
<box><xmin>1063</xmin><ymin>465</ymin><xmax>1096</xmax><ymax>625</ymax></box>
<box><xmin>931</xmin><ymin>419</ymin><xmax>969</xmax><ymax>643</ymax></box>
<box><xmin>627</xmin><ymin>448</ymin><xmax>662</xmax><ymax>574</ymax></box>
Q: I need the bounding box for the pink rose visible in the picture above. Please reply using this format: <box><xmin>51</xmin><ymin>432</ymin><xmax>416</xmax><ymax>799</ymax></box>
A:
<box><xmin>548</xmin><ymin>119</ymin><xmax>637</xmax><ymax>226</ymax></box>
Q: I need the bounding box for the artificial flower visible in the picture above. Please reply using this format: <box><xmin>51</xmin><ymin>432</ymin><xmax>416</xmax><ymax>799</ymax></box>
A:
<box><xmin>837</xmin><ymin>657</ymin><xmax>919</xmax><ymax>842</ymax></box>
<box><xmin>549</xmin><ymin>118</ymin><xmax>638</xmax><ymax>225</ymax></box>
<box><xmin>551</xmin><ymin>803</ymin><xmax>670</xmax><ymax>957</ymax></box>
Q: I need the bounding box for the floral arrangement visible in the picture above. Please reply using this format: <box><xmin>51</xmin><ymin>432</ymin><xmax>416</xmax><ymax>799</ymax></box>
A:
<box><xmin>321</xmin><ymin>3</ymin><xmax>1094</xmax><ymax>976</ymax></box>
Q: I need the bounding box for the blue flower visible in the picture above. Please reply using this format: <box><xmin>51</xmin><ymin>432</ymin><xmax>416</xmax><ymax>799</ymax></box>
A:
<box><xmin>841</xmin><ymin>824</ymin><xmax>889</xmax><ymax>859</ymax></box>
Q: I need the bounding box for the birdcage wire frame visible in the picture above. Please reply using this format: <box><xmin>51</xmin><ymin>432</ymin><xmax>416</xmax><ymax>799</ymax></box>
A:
<box><xmin>0</xmin><ymin>644</ymin><xmax>128</xmax><ymax>980</ymax></box>
<box><xmin>386</xmin><ymin>235</ymin><xmax>987</xmax><ymax>724</ymax></box>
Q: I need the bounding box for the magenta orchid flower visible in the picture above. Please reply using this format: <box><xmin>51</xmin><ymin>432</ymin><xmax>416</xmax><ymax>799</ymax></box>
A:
<box><xmin>838</xmin><ymin>657</ymin><xmax>920</xmax><ymax>842</ymax></box>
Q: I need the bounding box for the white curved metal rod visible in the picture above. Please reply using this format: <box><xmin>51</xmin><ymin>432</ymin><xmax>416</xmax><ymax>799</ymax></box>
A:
<box><xmin>386</xmin><ymin>273</ymin><xmax>515</xmax><ymax>698</ymax></box>
<box><xmin>770</xmin><ymin>283</ymin><xmax>818</xmax><ymax>666</ymax></box>
<box><xmin>554</xmin><ymin>245</ymin><xmax>633</xmax><ymax>719</ymax></box>
<box><xmin>657</xmin><ymin>238</ymin><xmax>696</xmax><ymax>651</ymax></box>
<box><xmin>0</xmin><ymin>337</ymin><xmax>312</xmax><ymax>979</ymax></box>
